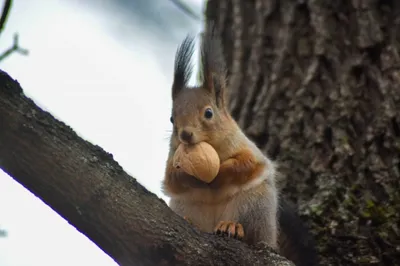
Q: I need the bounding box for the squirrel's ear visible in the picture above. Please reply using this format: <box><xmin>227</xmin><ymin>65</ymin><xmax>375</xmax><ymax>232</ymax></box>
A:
<box><xmin>172</xmin><ymin>35</ymin><xmax>195</xmax><ymax>100</ymax></box>
<box><xmin>199</xmin><ymin>23</ymin><xmax>228</xmax><ymax>108</ymax></box>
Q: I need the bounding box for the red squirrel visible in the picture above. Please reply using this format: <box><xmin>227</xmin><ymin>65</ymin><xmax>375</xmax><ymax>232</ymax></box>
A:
<box><xmin>162</xmin><ymin>25</ymin><xmax>319</xmax><ymax>266</ymax></box>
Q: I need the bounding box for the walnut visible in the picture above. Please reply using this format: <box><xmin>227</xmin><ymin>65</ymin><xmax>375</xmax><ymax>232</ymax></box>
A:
<box><xmin>173</xmin><ymin>142</ymin><xmax>220</xmax><ymax>183</ymax></box>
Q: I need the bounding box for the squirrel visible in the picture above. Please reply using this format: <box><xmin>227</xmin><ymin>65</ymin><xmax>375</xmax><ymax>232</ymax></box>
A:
<box><xmin>162</xmin><ymin>25</ymin><xmax>319</xmax><ymax>266</ymax></box>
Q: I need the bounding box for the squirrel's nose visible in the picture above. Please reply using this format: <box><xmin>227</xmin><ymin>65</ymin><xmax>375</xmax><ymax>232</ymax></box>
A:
<box><xmin>180</xmin><ymin>129</ymin><xmax>193</xmax><ymax>143</ymax></box>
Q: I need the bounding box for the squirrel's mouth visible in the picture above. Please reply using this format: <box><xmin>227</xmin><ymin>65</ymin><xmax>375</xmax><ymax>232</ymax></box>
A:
<box><xmin>178</xmin><ymin>129</ymin><xmax>210</xmax><ymax>146</ymax></box>
<box><xmin>179</xmin><ymin>136</ymin><xmax>207</xmax><ymax>146</ymax></box>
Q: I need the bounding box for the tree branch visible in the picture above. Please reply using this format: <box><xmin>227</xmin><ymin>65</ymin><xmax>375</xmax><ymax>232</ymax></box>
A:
<box><xmin>0</xmin><ymin>69</ymin><xmax>292</xmax><ymax>265</ymax></box>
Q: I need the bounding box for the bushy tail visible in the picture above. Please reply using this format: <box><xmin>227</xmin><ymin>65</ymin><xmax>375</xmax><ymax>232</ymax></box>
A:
<box><xmin>278</xmin><ymin>198</ymin><xmax>319</xmax><ymax>266</ymax></box>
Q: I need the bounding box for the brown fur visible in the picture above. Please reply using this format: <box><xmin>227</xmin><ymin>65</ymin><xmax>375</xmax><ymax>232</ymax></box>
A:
<box><xmin>162</xmin><ymin>24</ymin><xmax>319</xmax><ymax>265</ymax></box>
<box><xmin>162</xmin><ymin>25</ymin><xmax>279</xmax><ymax>250</ymax></box>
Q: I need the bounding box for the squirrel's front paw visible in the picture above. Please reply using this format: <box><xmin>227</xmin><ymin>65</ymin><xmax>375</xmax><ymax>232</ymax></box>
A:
<box><xmin>214</xmin><ymin>221</ymin><xmax>244</xmax><ymax>240</ymax></box>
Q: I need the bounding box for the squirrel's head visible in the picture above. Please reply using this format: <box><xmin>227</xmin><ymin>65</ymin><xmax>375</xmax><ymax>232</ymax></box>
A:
<box><xmin>169</xmin><ymin>26</ymin><xmax>236</xmax><ymax>148</ymax></box>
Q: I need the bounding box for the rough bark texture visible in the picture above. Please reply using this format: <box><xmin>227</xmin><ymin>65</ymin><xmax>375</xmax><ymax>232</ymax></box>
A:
<box><xmin>205</xmin><ymin>0</ymin><xmax>400</xmax><ymax>265</ymax></box>
<box><xmin>0</xmin><ymin>70</ymin><xmax>293</xmax><ymax>266</ymax></box>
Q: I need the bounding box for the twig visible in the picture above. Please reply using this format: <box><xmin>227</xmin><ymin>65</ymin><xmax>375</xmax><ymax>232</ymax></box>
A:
<box><xmin>169</xmin><ymin>0</ymin><xmax>201</xmax><ymax>21</ymax></box>
<box><xmin>0</xmin><ymin>228</ymin><xmax>7</xmax><ymax>237</ymax></box>
<box><xmin>0</xmin><ymin>0</ymin><xmax>28</xmax><ymax>62</ymax></box>
<box><xmin>0</xmin><ymin>33</ymin><xmax>29</xmax><ymax>62</ymax></box>
<box><xmin>0</xmin><ymin>0</ymin><xmax>12</xmax><ymax>38</ymax></box>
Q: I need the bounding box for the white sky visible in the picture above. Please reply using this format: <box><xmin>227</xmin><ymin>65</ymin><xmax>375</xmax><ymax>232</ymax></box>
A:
<box><xmin>0</xmin><ymin>1</ymin><xmax>203</xmax><ymax>265</ymax></box>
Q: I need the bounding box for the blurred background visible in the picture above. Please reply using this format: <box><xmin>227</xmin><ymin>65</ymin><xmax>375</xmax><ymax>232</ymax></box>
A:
<box><xmin>0</xmin><ymin>0</ymin><xmax>204</xmax><ymax>265</ymax></box>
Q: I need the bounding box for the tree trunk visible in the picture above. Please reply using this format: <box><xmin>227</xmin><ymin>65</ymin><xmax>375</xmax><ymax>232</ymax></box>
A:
<box><xmin>0</xmin><ymin>70</ymin><xmax>294</xmax><ymax>265</ymax></box>
<box><xmin>205</xmin><ymin>0</ymin><xmax>400</xmax><ymax>265</ymax></box>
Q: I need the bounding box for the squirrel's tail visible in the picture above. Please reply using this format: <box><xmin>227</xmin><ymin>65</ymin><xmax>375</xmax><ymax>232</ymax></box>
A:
<box><xmin>278</xmin><ymin>198</ymin><xmax>319</xmax><ymax>266</ymax></box>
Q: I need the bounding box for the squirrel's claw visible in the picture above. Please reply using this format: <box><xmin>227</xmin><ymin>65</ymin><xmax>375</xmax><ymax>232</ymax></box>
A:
<box><xmin>214</xmin><ymin>221</ymin><xmax>244</xmax><ymax>240</ymax></box>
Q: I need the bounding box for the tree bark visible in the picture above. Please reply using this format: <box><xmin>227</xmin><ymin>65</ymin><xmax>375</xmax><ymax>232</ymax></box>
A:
<box><xmin>206</xmin><ymin>0</ymin><xmax>400</xmax><ymax>265</ymax></box>
<box><xmin>0</xmin><ymin>70</ymin><xmax>293</xmax><ymax>265</ymax></box>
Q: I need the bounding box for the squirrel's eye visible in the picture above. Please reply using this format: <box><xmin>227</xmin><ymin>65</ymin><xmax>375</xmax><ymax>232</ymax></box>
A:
<box><xmin>204</xmin><ymin>108</ymin><xmax>213</xmax><ymax>119</ymax></box>
<box><xmin>170</xmin><ymin>116</ymin><xmax>174</xmax><ymax>124</ymax></box>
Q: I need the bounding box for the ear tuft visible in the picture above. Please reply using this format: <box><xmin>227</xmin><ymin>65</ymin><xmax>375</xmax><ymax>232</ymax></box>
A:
<box><xmin>172</xmin><ymin>35</ymin><xmax>196</xmax><ymax>100</ymax></box>
<box><xmin>199</xmin><ymin>22</ymin><xmax>227</xmax><ymax>107</ymax></box>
